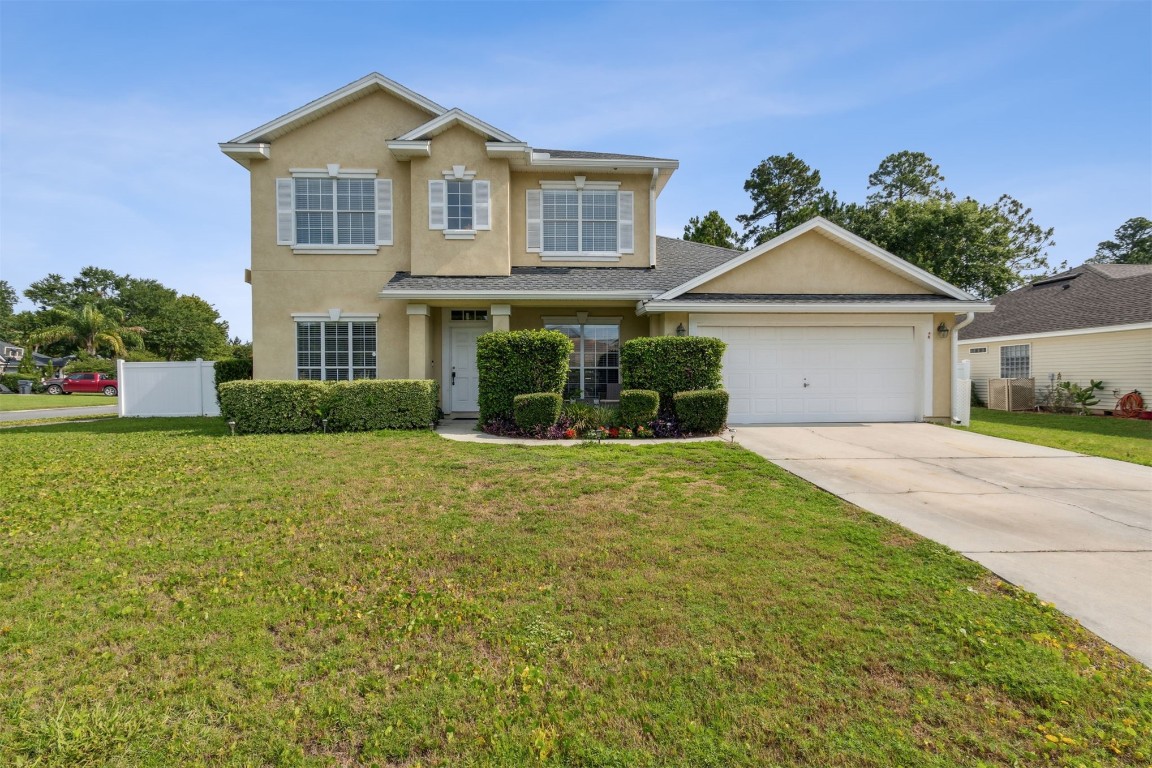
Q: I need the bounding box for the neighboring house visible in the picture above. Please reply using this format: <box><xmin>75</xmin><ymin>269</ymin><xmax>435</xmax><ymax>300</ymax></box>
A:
<box><xmin>220</xmin><ymin>73</ymin><xmax>990</xmax><ymax>424</ymax></box>
<box><xmin>959</xmin><ymin>264</ymin><xmax>1152</xmax><ymax>411</ymax></box>
<box><xmin>0</xmin><ymin>340</ymin><xmax>24</xmax><ymax>375</ymax></box>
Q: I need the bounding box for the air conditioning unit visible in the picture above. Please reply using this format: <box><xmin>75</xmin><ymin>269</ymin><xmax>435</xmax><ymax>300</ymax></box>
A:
<box><xmin>987</xmin><ymin>378</ymin><xmax>1036</xmax><ymax>411</ymax></box>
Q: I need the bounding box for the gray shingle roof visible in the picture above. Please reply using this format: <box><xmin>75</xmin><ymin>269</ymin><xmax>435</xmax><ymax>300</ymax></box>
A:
<box><xmin>959</xmin><ymin>263</ymin><xmax>1152</xmax><ymax>339</ymax></box>
<box><xmin>676</xmin><ymin>293</ymin><xmax>960</xmax><ymax>304</ymax></box>
<box><xmin>535</xmin><ymin>148</ymin><xmax>675</xmax><ymax>162</ymax></box>
<box><xmin>381</xmin><ymin>237</ymin><xmax>739</xmax><ymax>294</ymax></box>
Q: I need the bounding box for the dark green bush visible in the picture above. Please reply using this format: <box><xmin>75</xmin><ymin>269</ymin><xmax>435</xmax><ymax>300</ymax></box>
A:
<box><xmin>1</xmin><ymin>374</ymin><xmax>21</xmax><ymax>392</ymax></box>
<box><xmin>214</xmin><ymin>358</ymin><xmax>254</xmax><ymax>402</ymax></box>
<box><xmin>477</xmin><ymin>330</ymin><xmax>572</xmax><ymax>424</ymax></box>
<box><xmin>618</xmin><ymin>389</ymin><xmax>659</xmax><ymax>428</ymax></box>
<box><xmin>322</xmin><ymin>379</ymin><xmax>438</xmax><ymax>431</ymax></box>
<box><xmin>514</xmin><ymin>392</ymin><xmax>563</xmax><ymax>430</ymax></box>
<box><xmin>62</xmin><ymin>357</ymin><xmax>117</xmax><ymax>375</ymax></box>
<box><xmin>621</xmin><ymin>336</ymin><xmax>726</xmax><ymax>413</ymax></box>
<box><xmin>218</xmin><ymin>380</ymin><xmax>327</xmax><ymax>434</ymax></box>
<box><xmin>674</xmin><ymin>389</ymin><xmax>729</xmax><ymax>435</ymax></box>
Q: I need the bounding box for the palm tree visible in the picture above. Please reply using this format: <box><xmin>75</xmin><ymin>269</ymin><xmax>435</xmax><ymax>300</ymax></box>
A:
<box><xmin>29</xmin><ymin>303</ymin><xmax>144</xmax><ymax>357</ymax></box>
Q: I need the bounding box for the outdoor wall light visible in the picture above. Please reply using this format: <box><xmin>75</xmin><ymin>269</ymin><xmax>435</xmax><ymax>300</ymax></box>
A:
<box><xmin>936</xmin><ymin>322</ymin><xmax>949</xmax><ymax>338</ymax></box>
<box><xmin>676</xmin><ymin>323</ymin><xmax>687</xmax><ymax>336</ymax></box>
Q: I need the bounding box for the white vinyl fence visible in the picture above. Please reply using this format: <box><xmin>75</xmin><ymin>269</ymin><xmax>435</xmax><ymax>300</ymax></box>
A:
<box><xmin>952</xmin><ymin>359</ymin><xmax>971</xmax><ymax>427</ymax></box>
<box><xmin>117</xmin><ymin>359</ymin><xmax>220</xmax><ymax>417</ymax></box>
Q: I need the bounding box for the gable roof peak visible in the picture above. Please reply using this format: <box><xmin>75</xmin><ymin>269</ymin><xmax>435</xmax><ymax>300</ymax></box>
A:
<box><xmin>394</xmin><ymin>106</ymin><xmax>520</xmax><ymax>143</ymax></box>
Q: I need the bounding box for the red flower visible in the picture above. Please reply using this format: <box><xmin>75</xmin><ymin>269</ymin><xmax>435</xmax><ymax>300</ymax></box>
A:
<box><xmin>609</xmin><ymin>427</ymin><xmax>619</xmax><ymax>438</ymax></box>
<box><xmin>564</xmin><ymin>429</ymin><xmax>576</xmax><ymax>439</ymax></box>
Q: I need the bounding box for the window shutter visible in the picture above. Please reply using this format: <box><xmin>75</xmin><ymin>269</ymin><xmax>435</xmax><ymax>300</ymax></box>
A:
<box><xmin>526</xmin><ymin>189</ymin><xmax>542</xmax><ymax>252</ymax></box>
<box><xmin>428</xmin><ymin>180</ymin><xmax>446</xmax><ymax>230</ymax></box>
<box><xmin>618</xmin><ymin>191</ymin><xmax>634</xmax><ymax>254</ymax></box>
<box><xmin>276</xmin><ymin>178</ymin><xmax>294</xmax><ymax>245</ymax></box>
<box><xmin>375</xmin><ymin>178</ymin><xmax>393</xmax><ymax>245</ymax></box>
<box><xmin>473</xmin><ymin>180</ymin><xmax>491</xmax><ymax>230</ymax></box>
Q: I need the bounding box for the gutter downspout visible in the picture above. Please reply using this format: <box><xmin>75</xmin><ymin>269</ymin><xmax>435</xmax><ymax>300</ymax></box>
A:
<box><xmin>649</xmin><ymin>168</ymin><xmax>659</xmax><ymax>268</ymax></box>
<box><xmin>951</xmin><ymin>312</ymin><xmax>975</xmax><ymax>425</ymax></box>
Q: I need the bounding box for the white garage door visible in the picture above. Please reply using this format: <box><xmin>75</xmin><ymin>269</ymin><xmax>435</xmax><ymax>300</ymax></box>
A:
<box><xmin>699</xmin><ymin>325</ymin><xmax>919</xmax><ymax>424</ymax></box>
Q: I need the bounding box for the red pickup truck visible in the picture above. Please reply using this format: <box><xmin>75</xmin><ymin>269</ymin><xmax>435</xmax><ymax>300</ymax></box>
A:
<box><xmin>45</xmin><ymin>372</ymin><xmax>118</xmax><ymax>396</ymax></box>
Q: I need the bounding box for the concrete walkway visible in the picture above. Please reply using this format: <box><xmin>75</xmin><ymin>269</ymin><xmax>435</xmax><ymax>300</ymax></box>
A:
<box><xmin>0</xmin><ymin>404</ymin><xmax>118</xmax><ymax>422</ymax></box>
<box><xmin>733</xmin><ymin>423</ymin><xmax>1152</xmax><ymax>667</ymax></box>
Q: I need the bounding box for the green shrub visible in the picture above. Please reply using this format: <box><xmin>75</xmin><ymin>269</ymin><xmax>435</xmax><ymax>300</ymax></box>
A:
<box><xmin>63</xmin><ymin>357</ymin><xmax>117</xmax><ymax>375</ymax></box>
<box><xmin>619</xmin><ymin>389</ymin><xmax>659</xmax><ymax>428</ymax></box>
<box><xmin>477</xmin><ymin>330</ymin><xmax>572</xmax><ymax>424</ymax></box>
<box><xmin>17</xmin><ymin>352</ymin><xmax>38</xmax><ymax>376</ymax></box>
<box><xmin>621</xmin><ymin>336</ymin><xmax>726</xmax><ymax>413</ymax></box>
<box><xmin>322</xmin><ymin>379</ymin><xmax>438</xmax><ymax>431</ymax></box>
<box><xmin>218</xmin><ymin>380</ymin><xmax>327</xmax><ymax>434</ymax></box>
<box><xmin>674</xmin><ymin>389</ymin><xmax>729</xmax><ymax>435</ymax></box>
<box><xmin>1</xmin><ymin>374</ymin><xmax>21</xmax><ymax>392</ymax></box>
<box><xmin>514</xmin><ymin>392</ymin><xmax>563</xmax><ymax>431</ymax></box>
<box><xmin>561</xmin><ymin>401</ymin><xmax>618</xmax><ymax>432</ymax></box>
<box><xmin>214</xmin><ymin>358</ymin><xmax>254</xmax><ymax>402</ymax></box>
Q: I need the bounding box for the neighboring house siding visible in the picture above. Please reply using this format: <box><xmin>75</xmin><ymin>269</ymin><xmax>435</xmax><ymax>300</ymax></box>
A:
<box><xmin>963</xmin><ymin>327</ymin><xmax>1152</xmax><ymax>410</ymax></box>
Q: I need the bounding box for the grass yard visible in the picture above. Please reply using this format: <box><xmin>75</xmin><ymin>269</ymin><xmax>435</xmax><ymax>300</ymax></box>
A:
<box><xmin>963</xmin><ymin>407</ymin><xmax>1152</xmax><ymax>466</ymax></box>
<box><xmin>1</xmin><ymin>419</ymin><xmax>1149</xmax><ymax>767</ymax></box>
<box><xmin>0</xmin><ymin>393</ymin><xmax>117</xmax><ymax>412</ymax></box>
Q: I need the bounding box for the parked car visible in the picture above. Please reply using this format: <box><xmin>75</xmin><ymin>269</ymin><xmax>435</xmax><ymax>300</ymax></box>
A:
<box><xmin>46</xmin><ymin>372</ymin><xmax>118</xmax><ymax>396</ymax></box>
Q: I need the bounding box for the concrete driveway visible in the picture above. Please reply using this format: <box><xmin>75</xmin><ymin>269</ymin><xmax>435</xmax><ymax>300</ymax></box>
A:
<box><xmin>734</xmin><ymin>423</ymin><xmax>1152</xmax><ymax>667</ymax></box>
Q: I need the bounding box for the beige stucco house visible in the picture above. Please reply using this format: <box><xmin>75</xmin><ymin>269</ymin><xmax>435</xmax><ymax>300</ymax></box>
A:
<box><xmin>959</xmin><ymin>263</ymin><xmax>1152</xmax><ymax>411</ymax></box>
<box><xmin>220</xmin><ymin>73</ymin><xmax>991</xmax><ymax>424</ymax></box>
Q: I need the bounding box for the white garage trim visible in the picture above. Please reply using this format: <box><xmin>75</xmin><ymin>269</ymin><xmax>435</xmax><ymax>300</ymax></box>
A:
<box><xmin>690</xmin><ymin>313</ymin><xmax>933</xmax><ymax>423</ymax></box>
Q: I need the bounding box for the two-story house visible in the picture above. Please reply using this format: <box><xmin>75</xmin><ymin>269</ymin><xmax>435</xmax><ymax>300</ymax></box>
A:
<box><xmin>221</xmin><ymin>74</ymin><xmax>989</xmax><ymax>424</ymax></box>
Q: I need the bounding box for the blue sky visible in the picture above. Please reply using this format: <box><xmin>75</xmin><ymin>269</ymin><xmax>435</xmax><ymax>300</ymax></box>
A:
<box><xmin>1</xmin><ymin>1</ymin><xmax>1148</xmax><ymax>341</ymax></box>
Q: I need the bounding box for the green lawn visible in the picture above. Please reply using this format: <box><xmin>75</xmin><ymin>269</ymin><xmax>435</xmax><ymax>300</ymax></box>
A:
<box><xmin>1</xmin><ymin>419</ymin><xmax>1148</xmax><ymax>767</ymax></box>
<box><xmin>962</xmin><ymin>407</ymin><xmax>1152</xmax><ymax>466</ymax></box>
<box><xmin>0</xmin><ymin>393</ymin><xmax>117</xmax><ymax>411</ymax></box>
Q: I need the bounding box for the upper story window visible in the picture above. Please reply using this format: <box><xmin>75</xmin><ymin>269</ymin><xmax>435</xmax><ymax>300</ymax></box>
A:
<box><xmin>276</xmin><ymin>169</ymin><xmax>392</xmax><ymax>252</ymax></box>
<box><xmin>527</xmin><ymin>181</ymin><xmax>633</xmax><ymax>260</ymax></box>
<box><xmin>295</xmin><ymin>178</ymin><xmax>375</xmax><ymax>245</ymax></box>
<box><xmin>429</xmin><ymin>168</ymin><xmax>490</xmax><ymax>240</ymax></box>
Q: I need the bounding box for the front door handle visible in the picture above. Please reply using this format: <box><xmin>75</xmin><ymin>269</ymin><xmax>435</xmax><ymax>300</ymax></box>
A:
<box><xmin>451</xmin><ymin>371</ymin><xmax>456</xmax><ymax>386</ymax></box>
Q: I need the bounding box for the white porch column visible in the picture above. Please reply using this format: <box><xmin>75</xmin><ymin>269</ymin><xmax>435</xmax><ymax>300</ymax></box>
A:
<box><xmin>491</xmin><ymin>304</ymin><xmax>512</xmax><ymax>333</ymax></box>
<box><xmin>406</xmin><ymin>304</ymin><xmax>430</xmax><ymax>379</ymax></box>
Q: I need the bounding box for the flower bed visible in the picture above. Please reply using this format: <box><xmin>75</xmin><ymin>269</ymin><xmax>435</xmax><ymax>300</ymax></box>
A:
<box><xmin>482</xmin><ymin>412</ymin><xmax>685</xmax><ymax>440</ymax></box>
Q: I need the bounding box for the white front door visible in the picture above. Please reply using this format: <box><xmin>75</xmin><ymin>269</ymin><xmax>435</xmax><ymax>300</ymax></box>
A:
<box><xmin>449</xmin><ymin>326</ymin><xmax>484</xmax><ymax>413</ymax></box>
<box><xmin>699</xmin><ymin>325</ymin><xmax>919</xmax><ymax>424</ymax></box>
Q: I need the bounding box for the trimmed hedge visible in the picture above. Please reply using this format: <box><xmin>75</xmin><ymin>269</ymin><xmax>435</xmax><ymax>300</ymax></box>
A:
<box><xmin>218</xmin><ymin>379</ymin><xmax>438</xmax><ymax>434</ymax></box>
<box><xmin>322</xmin><ymin>379</ymin><xmax>438</xmax><ymax>431</ymax></box>
<box><xmin>621</xmin><ymin>336</ymin><xmax>726</xmax><ymax>413</ymax></box>
<box><xmin>514</xmin><ymin>392</ymin><xmax>563</xmax><ymax>430</ymax></box>
<box><xmin>619</xmin><ymin>389</ymin><xmax>659</xmax><ymax>428</ymax></box>
<box><xmin>674</xmin><ymin>389</ymin><xmax>729</xmax><ymax>435</ymax></box>
<box><xmin>477</xmin><ymin>330</ymin><xmax>572</xmax><ymax>424</ymax></box>
<box><xmin>218</xmin><ymin>380</ymin><xmax>327</xmax><ymax>434</ymax></box>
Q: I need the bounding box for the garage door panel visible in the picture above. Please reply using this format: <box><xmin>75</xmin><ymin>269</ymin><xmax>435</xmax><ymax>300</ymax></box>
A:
<box><xmin>701</xmin><ymin>324</ymin><xmax>919</xmax><ymax>424</ymax></box>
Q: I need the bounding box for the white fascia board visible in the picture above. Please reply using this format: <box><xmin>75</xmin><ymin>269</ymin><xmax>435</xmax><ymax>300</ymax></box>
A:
<box><xmin>654</xmin><ymin>216</ymin><xmax>976</xmax><ymax>302</ymax></box>
<box><xmin>528</xmin><ymin>156</ymin><xmax>679</xmax><ymax>171</ymax></box>
<box><xmin>379</xmin><ymin>289</ymin><xmax>653</xmax><ymax>301</ymax></box>
<box><xmin>486</xmin><ymin>142</ymin><xmax>531</xmax><ymax>159</ymax></box>
<box><xmin>395</xmin><ymin>107</ymin><xmax>521</xmax><ymax>143</ymax></box>
<box><xmin>387</xmin><ymin>140</ymin><xmax>432</xmax><ymax>159</ymax></box>
<box><xmin>960</xmin><ymin>321</ymin><xmax>1152</xmax><ymax>345</ymax></box>
<box><xmin>228</xmin><ymin>73</ymin><xmax>446</xmax><ymax>144</ymax></box>
<box><xmin>638</xmin><ymin>301</ymin><xmax>993</xmax><ymax>315</ymax></box>
<box><xmin>219</xmin><ymin>142</ymin><xmax>271</xmax><ymax>166</ymax></box>
<box><xmin>291</xmin><ymin>312</ymin><xmax>380</xmax><ymax>321</ymax></box>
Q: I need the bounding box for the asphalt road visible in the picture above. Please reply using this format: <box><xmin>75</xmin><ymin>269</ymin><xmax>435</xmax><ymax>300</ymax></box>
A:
<box><xmin>0</xmin><ymin>404</ymin><xmax>118</xmax><ymax>422</ymax></box>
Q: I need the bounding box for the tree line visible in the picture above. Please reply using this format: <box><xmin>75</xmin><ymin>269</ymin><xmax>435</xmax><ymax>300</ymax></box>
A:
<box><xmin>0</xmin><ymin>267</ymin><xmax>247</xmax><ymax>363</ymax></box>
<box><xmin>683</xmin><ymin>150</ymin><xmax>1150</xmax><ymax>298</ymax></box>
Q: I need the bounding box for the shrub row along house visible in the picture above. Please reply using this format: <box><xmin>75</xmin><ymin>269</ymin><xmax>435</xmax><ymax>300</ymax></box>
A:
<box><xmin>220</xmin><ymin>74</ymin><xmax>990</xmax><ymax>424</ymax></box>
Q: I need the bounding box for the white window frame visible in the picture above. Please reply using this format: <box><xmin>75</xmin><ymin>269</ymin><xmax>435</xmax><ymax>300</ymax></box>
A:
<box><xmin>277</xmin><ymin>168</ymin><xmax>391</xmax><ymax>254</ymax></box>
<box><xmin>529</xmin><ymin>180</ymin><xmax>632</xmax><ymax>261</ymax></box>
<box><xmin>542</xmin><ymin>316</ymin><xmax>622</xmax><ymax>402</ymax></box>
<box><xmin>999</xmin><ymin>344</ymin><xmax>1030</xmax><ymax>379</ymax></box>
<box><xmin>293</xmin><ymin>313</ymin><xmax>379</xmax><ymax>381</ymax></box>
<box><xmin>430</xmin><ymin>168</ymin><xmax>490</xmax><ymax>240</ymax></box>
